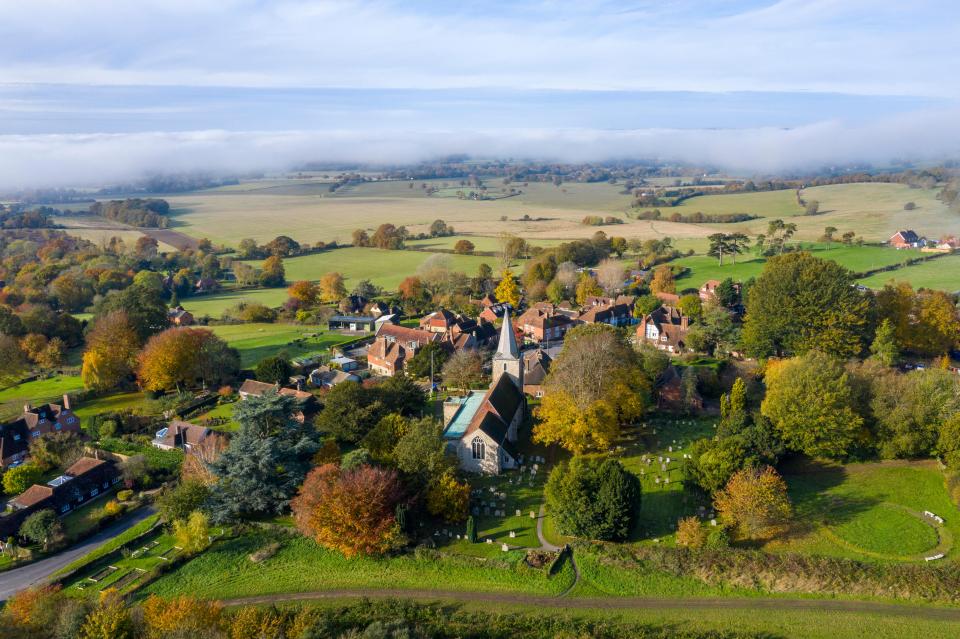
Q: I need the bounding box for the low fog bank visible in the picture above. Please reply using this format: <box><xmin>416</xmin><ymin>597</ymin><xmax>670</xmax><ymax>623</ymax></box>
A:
<box><xmin>2</xmin><ymin>109</ymin><xmax>958</xmax><ymax>189</ymax></box>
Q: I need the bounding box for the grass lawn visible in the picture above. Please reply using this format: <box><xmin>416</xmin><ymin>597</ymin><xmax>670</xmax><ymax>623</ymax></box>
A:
<box><xmin>0</xmin><ymin>375</ymin><xmax>85</xmax><ymax>419</ymax></box>
<box><xmin>670</xmin><ymin>189</ymin><xmax>804</xmax><ymax>218</ymax></box>
<box><xmin>204</xmin><ymin>323</ymin><xmax>357</xmax><ymax>368</ymax></box>
<box><xmin>193</xmin><ymin>400</ymin><xmax>240</xmax><ymax>431</ymax></box>
<box><xmin>56</xmin><ymin>514</ymin><xmax>161</xmax><ymax>577</ymax></box>
<box><xmin>768</xmin><ymin>459</ymin><xmax>960</xmax><ymax>562</ymax></box>
<box><xmin>141</xmin><ymin>532</ymin><xmax>575</xmax><ymax>600</ymax></box>
<box><xmin>73</xmin><ymin>392</ymin><xmax>154</xmax><ymax>425</ymax></box>
<box><xmin>61</xmin><ymin>492</ymin><xmax>123</xmax><ymax>540</ymax></box>
<box><xmin>857</xmin><ymin>253</ymin><xmax>960</xmax><ymax>292</ymax></box>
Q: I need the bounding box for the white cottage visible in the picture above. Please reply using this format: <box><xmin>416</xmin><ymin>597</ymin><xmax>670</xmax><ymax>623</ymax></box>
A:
<box><xmin>442</xmin><ymin>311</ymin><xmax>526</xmax><ymax>474</ymax></box>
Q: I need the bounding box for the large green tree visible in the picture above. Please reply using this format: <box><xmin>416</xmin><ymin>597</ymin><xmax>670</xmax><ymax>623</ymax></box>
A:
<box><xmin>761</xmin><ymin>351</ymin><xmax>864</xmax><ymax>458</ymax></box>
<box><xmin>545</xmin><ymin>456</ymin><xmax>640</xmax><ymax>541</ymax></box>
<box><xmin>93</xmin><ymin>284</ymin><xmax>169</xmax><ymax>344</ymax></box>
<box><xmin>207</xmin><ymin>394</ymin><xmax>319</xmax><ymax>522</ymax></box>
<box><xmin>870</xmin><ymin>368</ymin><xmax>960</xmax><ymax>459</ymax></box>
<box><xmin>741</xmin><ymin>252</ymin><xmax>870</xmax><ymax>359</ymax></box>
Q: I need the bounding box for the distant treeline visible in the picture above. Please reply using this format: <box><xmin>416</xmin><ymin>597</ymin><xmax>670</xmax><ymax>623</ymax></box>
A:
<box><xmin>630</xmin><ymin>208</ymin><xmax>758</xmax><ymax>224</ymax></box>
<box><xmin>581</xmin><ymin>215</ymin><xmax>624</xmax><ymax>226</ymax></box>
<box><xmin>90</xmin><ymin>198</ymin><xmax>171</xmax><ymax>228</ymax></box>
<box><xmin>0</xmin><ymin>205</ymin><xmax>59</xmax><ymax>229</ymax></box>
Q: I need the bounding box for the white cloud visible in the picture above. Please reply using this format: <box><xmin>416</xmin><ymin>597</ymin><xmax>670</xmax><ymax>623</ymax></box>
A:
<box><xmin>1</xmin><ymin>108</ymin><xmax>957</xmax><ymax>189</ymax></box>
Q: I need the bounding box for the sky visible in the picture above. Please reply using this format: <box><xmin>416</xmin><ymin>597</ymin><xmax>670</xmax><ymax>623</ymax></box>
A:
<box><xmin>0</xmin><ymin>0</ymin><xmax>959</xmax><ymax>187</ymax></box>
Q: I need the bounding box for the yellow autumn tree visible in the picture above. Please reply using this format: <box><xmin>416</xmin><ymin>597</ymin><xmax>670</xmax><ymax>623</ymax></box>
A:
<box><xmin>228</xmin><ymin>606</ymin><xmax>285</xmax><ymax>639</ymax></box>
<box><xmin>173</xmin><ymin>510</ymin><xmax>211</xmax><ymax>555</ymax></box>
<box><xmin>650</xmin><ymin>265</ymin><xmax>676</xmax><ymax>294</ymax></box>
<box><xmin>79</xmin><ymin>589</ymin><xmax>132</xmax><ymax>639</ymax></box>
<box><xmin>675</xmin><ymin>516</ymin><xmax>708</xmax><ymax>548</ymax></box>
<box><xmin>714</xmin><ymin>466</ymin><xmax>792</xmax><ymax>540</ymax></box>
<box><xmin>318</xmin><ymin>272</ymin><xmax>347</xmax><ymax>303</ymax></box>
<box><xmin>287</xmin><ymin>280</ymin><xmax>320</xmax><ymax>306</ymax></box>
<box><xmin>426</xmin><ymin>471</ymin><xmax>470</xmax><ymax>523</ymax></box>
<box><xmin>494</xmin><ymin>269</ymin><xmax>521</xmax><ymax>308</ymax></box>
<box><xmin>142</xmin><ymin>595</ymin><xmax>223</xmax><ymax>639</ymax></box>
<box><xmin>81</xmin><ymin>311</ymin><xmax>141</xmax><ymax>391</ymax></box>
<box><xmin>574</xmin><ymin>272</ymin><xmax>603</xmax><ymax>305</ymax></box>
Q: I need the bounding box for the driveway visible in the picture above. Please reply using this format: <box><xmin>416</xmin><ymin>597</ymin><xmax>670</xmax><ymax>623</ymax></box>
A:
<box><xmin>0</xmin><ymin>507</ymin><xmax>155</xmax><ymax>601</ymax></box>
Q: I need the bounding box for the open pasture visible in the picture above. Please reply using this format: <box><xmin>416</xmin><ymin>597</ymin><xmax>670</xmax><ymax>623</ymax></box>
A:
<box><xmin>205</xmin><ymin>323</ymin><xmax>356</xmax><ymax>368</ymax></box>
<box><xmin>857</xmin><ymin>253</ymin><xmax>960</xmax><ymax>292</ymax></box>
<box><xmin>669</xmin><ymin>189</ymin><xmax>804</xmax><ymax>219</ymax></box>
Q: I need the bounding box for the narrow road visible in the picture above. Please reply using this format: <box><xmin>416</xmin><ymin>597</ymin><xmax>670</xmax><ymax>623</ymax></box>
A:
<box><xmin>0</xmin><ymin>507</ymin><xmax>155</xmax><ymax>601</ymax></box>
<box><xmin>218</xmin><ymin>589</ymin><xmax>960</xmax><ymax>622</ymax></box>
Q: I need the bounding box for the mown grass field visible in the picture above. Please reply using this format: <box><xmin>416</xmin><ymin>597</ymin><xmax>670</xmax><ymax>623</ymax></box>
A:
<box><xmin>768</xmin><ymin>460</ymin><xmax>959</xmax><ymax>562</ymax></box>
<box><xmin>0</xmin><ymin>375</ymin><xmax>85</xmax><ymax>418</ymax></box>
<box><xmin>142</xmin><ymin>532</ymin><xmax>575</xmax><ymax>599</ymax></box>
<box><xmin>669</xmin><ymin>188</ymin><xmax>804</xmax><ymax>218</ymax></box>
<box><xmin>204</xmin><ymin>323</ymin><xmax>357</xmax><ymax>368</ymax></box>
<box><xmin>857</xmin><ymin>253</ymin><xmax>960</xmax><ymax>292</ymax></box>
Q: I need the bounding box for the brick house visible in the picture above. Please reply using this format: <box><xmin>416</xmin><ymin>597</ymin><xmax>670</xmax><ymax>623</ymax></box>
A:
<box><xmin>168</xmin><ymin>306</ymin><xmax>194</xmax><ymax>326</ymax></box>
<box><xmin>152</xmin><ymin>420</ymin><xmax>212</xmax><ymax>451</ymax></box>
<box><xmin>0</xmin><ymin>396</ymin><xmax>81</xmax><ymax>468</ymax></box>
<box><xmin>518</xmin><ymin>304</ymin><xmax>576</xmax><ymax>344</ymax></box>
<box><xmin>366</xmin><ymin>324</ymin><xmax>440</xmax><ymax>376</ymax></box>
<box><xmin>889</xmin><ymin>230</ymin><xmax>925</xmax><ymax>249</ymax></box>
<box><xmin>637</xmin><ymin>305</ymin><xmax>690</xmax><ymax>353</ymax></box>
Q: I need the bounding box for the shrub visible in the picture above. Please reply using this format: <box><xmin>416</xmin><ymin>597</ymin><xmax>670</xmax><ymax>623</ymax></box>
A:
<box><xmin>116</xmin><ymin>490</ymin><xmax>134</xmax><ymax>502</ymax></box>
<box><xmin>675</xmin><ymin>516</ymin><xmax>707</xmax><ymax>548</ymax></box>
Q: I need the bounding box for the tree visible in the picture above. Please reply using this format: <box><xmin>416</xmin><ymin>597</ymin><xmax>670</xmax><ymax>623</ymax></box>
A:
<box><xmin>291</xmin><ymin>464</ymin><xmax>404</xmax><ymax>557</ymax></box>
<box><xmin>494</xmin><ymin>269</ymin><xmax>521</xmax><ymax>308</ymax></box>
<box><xmin>398</xmin><ymin>276</ymin><xmax>426</xmax><ymax>302</ymax></box>
<box><xmin>676</xmin><ymin>294</ymin><xmax>702</xmax><ymax>323</ymax></box>
<box><xmin>141</xmin><ymin>595</ymin><xmax>223</xmax><ymax>639</ymax></box>
<box><xmin>714</xmin><ymin>278</ymin><xmax>739</xmax><ymax>308</ymax></box>
<box><xmin>534</xmin><ymin>324</ymin><xmax>649</xmax><ymax>454</ymax></box>
<box><xmin>685</xmin><ymin>303</ymin><xmax>739</xmax><ymax>356</ymax></box>
<box><xmin>426</xmin><ymin>471</ymin><xmax>470</xmax><ymax>522</ymax></box>
<box><xmin>714</xmin><ymin>466</ymin><xmax>792</xmax><ymax>540</ymax></box>
<box><xmin>707</xmin><ymin>233</ymin><xmax>731</xmax><ymax>266</ymax></box>
<box><xmin>182</xmin><ymin>433</ymin><xmax>228</xmax><ymax>485</ymax></box>
<box><xmin>288</xmin><ymin>280</ymin><xmax>320</xmax><ymax>306</ymax></box>
<box><xmin>574</xmin><ymin>272</ymin><xmax>603</xmax><ymax>305</ymax></box>
<box><xmin>352</xmin><ymin>279</ymin><xmax>380</xmax><ymax>300</ymax></box>
<box><xmin>650</xmin><ymin>265</ymin><xmax>675</xmax><ymax>294</ymax></box>
<box><xmin>871</xmin><ymin>368</ymin><xmax>959</xmax><ymax>459</ymax></box>
<box><xmin>82</xmin><ymin>311</ymin><xmax>140</xmax><ymax>391</ymax></box>
<box><xmin>820</xmin><ymin>226</ymin><xmax>838</xmax><ymax>242</ymax></box>
<box><xmin>351</xmin><ymin>229</ymin><xmax>370</xmax><ymax>247</ymax></box>
<box><xmin>441</xmin><ymin>349</ymin><xmax>484</xmax><ymax>391</ymax></box>
<box><xmin>741</xmin><ymin>253</ymin><xmax>870</xmax><ymax>359</ymax></box>
<box><xmin>370</xmin><ymin>223</ymin><xmax>408</xmax><ymax>250</ymax></box>
<box><xmin>255</xmin><ymin>355</ymin><xmax>292</xmax><ymax>385</ymax></box>
<box><xmin>595</xmin><ymin>259</ymin><xmax>625</xmax><ymax>293</ymax></box>
<box><xmin>804</xmin><ymin>200</ymin><xmax>820</xmax><ymax>216</ymax></box>
<box><xmin>157</xmin><ymin>479</ymin><xmax>210</xmax><ymax>523</ymax></box>
<box><xmin>79</xmin><ymin>589</ymin><xmax>132</xmax><ymax>639</ymax></box>
<box><xmin>207</xmin><ymin>393</ymin><xmax>318</xmax><ymax>522</ymax></box>
<box><xmin>497</xmin><ymin>233</ymin><xmax>527</xmax><ymax>269</ymax></box>
<box><xmin>173</xmin><ymin>510</ymin><xmax>211</xmax><ymax>555</ymax></box>
<box><xmin>3</xmin><ymin>463</ymin><xmax>43</xmax><ymax>495</ymax></box>
<box><xmin>610</xmin><ymin>236</ymin><xmax>628</xmax><ymax>257</ymax></box>
<box><xmin>870</xmin><ymin>318</ymin><xmax>900</xmax><ymax>366</ymax></box>
<box><xmin>259</xmin><ymin>255</ymin><xmax>286</xmax><ymax>287</ymax></box>
<box><xmin>138</xmin><ymin>328</ymin><xmax>239</xmax><ymax>392</ymax></box>
<box><xmin>684</xmin><ymin>437</ymin><xmax>751</xmax><ymax>494</ymax></box>
<box><xmin>545</xmin><ymin>456</ymin><xmax>640</xmax><ymax>541</ymax></box>
<box><xmin>93</xmin><ymin>284</ymin><xmax>168</xmax><ymax>344</ymax></box>
<box><xmin>466</xmin><ymin>515</ymin><xmax>477</xmax><ymax>542</ymax></box>
<box><xmin>937</xmin><ymin>414</ymin><xmax>960</xmax><ymax>469</ymax></box>
<box><xmin>264</xmin><ymin>235</ymin><xmax>300</xmax><ymax>257</ymax></box>
<box><xmin>405</xmin><ymin>341</ymin><xmax>447</xmax><ymax>380</ymax></box>
<box><xmin>633</xmin><ymin>294</ymin><xmax>661</xmax><ymax>319</ymax></box>
<box><xmin>453</xmin><ymin>239</ymin><xmax>475</xmax><ymax>254</ymax></box>
<box><xmin>0</xmin><ymin>333</ymin><xmax>30</xmax><ymax>386</ymax></box>
<box><xmin>761</xmin><ymin>351</ymin><xmax>864</xmax><ymax>458</ymax></box>
<box><xmin>318</xmin><ymin>272</ymin><xmax>346</xmax><ymax>303</ymax></box>
<box><xmin>28</xmin><ymin>431</ymin><xmax>84</xmax><ymax>472</ymax></box>
<box><xmin>676</xmin><ymin>516</ymin><xmax>708</xmax><ymax>548</ymax></box>
<box><xmin>233</xmin><ymin>262</ymin><xmax>258</xmax><ymax>287</ymax></box>
<box><xmin>19</xmin><ymin>509</ymin><xmax>61</xmax><ymax>550</ymax></box>
<box><xmin>393</xmin><ymin>417</ymin><xmax>455</xmax><ymax>478</ymax></box>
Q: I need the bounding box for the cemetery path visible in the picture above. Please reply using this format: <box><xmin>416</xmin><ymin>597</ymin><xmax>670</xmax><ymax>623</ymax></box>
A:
<box><xmin>536</xmin><ymin>504</ymin><xmax>561</xmax><ymax>552</ymax></box>
<box><xmin>218</xmin><ymin>590</ymin><xmax>960</xmax><ymax>621</ymax></box>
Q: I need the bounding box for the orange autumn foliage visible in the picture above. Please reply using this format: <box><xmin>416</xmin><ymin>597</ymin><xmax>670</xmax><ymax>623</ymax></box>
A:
<box><xmin>291</xmin><ymin>464</ymin><xmax>403</xmax><ymax>557</ymax></box>
<box><xmin>142</xmin><ymin>594</ymin><xmax>223</xmax><ymax>638</ymax></box>
<box><xmin>2</xmin><ymin>584</ymin><xmax>61</xmax><ymax>627</ymax></box>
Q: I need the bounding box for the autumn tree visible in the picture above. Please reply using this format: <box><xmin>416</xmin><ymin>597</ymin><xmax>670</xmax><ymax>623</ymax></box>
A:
<box><xmin>288</xmin><ymin>280</ymin><xmax>320</xmax><ymax>306</ymax></box>
<box><xmin>676</xmin><ymin>516</ymin><xmax>708</xmax><ymax>548</ymax></box>
<box><xmin>137</xmin><ymin>328</ymin><xmax>239</xmax><ymax>392</ymax></box>
<box><xmin>534</xmin><ymin>324</ymin><xmax>650</xmax><ymax>453</ymax></box>
<box><xmin>82</xmin><ymin>310</ymin><xmax>141</xmax><ymax>391</ymax></box>
<box><xmin>574</xmin><ymin>272</ymin><xmax>603</xmax><ymax>305</ymax></box>
<box><xmin>877</xmin><ymin>284</ymin><xmax>960</xmax><ymax>356</ymax></box>
<box><xmin>441</xmin><ymin>349</ymin><xmax>484</xmax><ymax>391</ymax></box>
<box><xmin>3</xmin><ymin>462</ymin><xmax>43</xmax><ymax>495</ymax></box>
<box><xmin>494</xmin><ymin>269</ymin><xmax>521</xmax><ymax>308</ymax></box>
<box><xmin>79</xmin><ymin>589</ymin><xmax>132</xmax><ymax>639</ymax></box>
<box><xmin>870</xmin><ymin>368</ymin><xmax>960</xmax><ymax>458</ymax></box>
<box><xmin>714</xmin><ymin>466</ymin><xmax>792</xmax><ymax>540</ymax></box>
<box><xmin>761</xmin><ymin>351</ymin><xmax>864</xmax><ymax>458</ymax></box>
<box><xmin>291</xmin><ymin>464</ymin><xmax>404</xmax><ymax>557</ymax></box>
<box><xmin>650</xmin><ymin>265</ymin><xmax>675</xmax><ymax>294</ymax></box>
<box><xmin>869</xmin><ymin>318</ymin><xmax>900</xmax><ymax>366</ymax></box>
<box><xmin>141</xmin><ymin>595</ymin><xmax>223</xmax><ymax>639</ymax></box>
<box><xmin>173</xmin><ymin>510</ymin><xmax>211</xmax><ymax>555</ymax></box>
<box><xmin>259</xmin><ymin>255</ymin><xmax>286</xmax><ymax>287</ymax></box>
<box><xmin>92</xmin><ymin>283</ymin><xmax>168</xmax><ymax>343</ymax></box>
<box><xmin>742</xmin><ymin>253</ymin><xmax>870</xmax><ymax>359</ymax></box>
<box><xmin>454</xmin><ymin>239</ymin><xmax>475</xmax><ymax>254</ymax></box>
<box><xmin>427</xmin><ymin>471</ymin><xmax>470</xmax><ymax>522</ymax></box>
<box><xmin>0</xmin><ymin>333</ymin><xmax>29</xmax><ymax>386</ymax></box>
<box><xmin>318</xmin><ymin>272</ymin><xmax>347</xmax><ymax>303</ymax></box>
<box><xmin>595</xmin><ymin>259</ymin><xmax>625</xmax><ymax>294</ymax></box>
<box><xmin>398</xmin><ymin>276</ymin><xmax>425</xmax><ymax>302</ymax></box>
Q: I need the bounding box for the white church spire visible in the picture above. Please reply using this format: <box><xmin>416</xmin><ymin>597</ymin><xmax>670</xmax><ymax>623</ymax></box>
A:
<box><xmin>495</xmin><ymin>308</ymin><xmax>519</xmax><ymax>360</ymax></box>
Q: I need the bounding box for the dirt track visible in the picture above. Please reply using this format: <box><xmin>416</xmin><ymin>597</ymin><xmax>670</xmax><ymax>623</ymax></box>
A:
<box><xmin>218</xmin><ymin>589</ymin><xmax>960</xmax><ymax>621</ymax></box>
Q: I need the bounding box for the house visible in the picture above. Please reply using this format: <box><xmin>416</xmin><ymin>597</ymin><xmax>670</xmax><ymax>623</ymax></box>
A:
<box><xmin>327</xmin><ymin>315</ymin><xmax>378</xmax><ymax>332</ymax></box>
<box><xmin>195</xmin><ymin>277</ymin><xmax>219</xmax><ymax>294</ymax></box>
<box><xmin>1</xmin><ymin>396</ymin><xmax>81</xmax><ymax>468</ymax></box>
<box><xmin>329</xmin><ymin>355</ymin><xmax>359</xmax><ymax>371</ymax></box>
<box><xmin>0</xmin><ymin>456</ymin><xmax>121</xmax><ymax>537</ymax></box>
<box><xmin>309</xmin><ymin>366</ymin><xmax>361</xmax><ymax>388</ymax></box>
<box><xmin>339</xmin><ymin>295</ymin><xmax>368</xmax><ymax>314</ymax></box>
<box><xmin>420</xmin><ymin>308</ymin><xmax>460</xmax><ymax>333</ymax></box>
<box><xmin>238</xmin><ymin>379</ymin><xmax>318</xmax><ymax>421</ymax></box>
<box><xmin>637</xmin><ymin>305</ymin><xmax>690</xmax><ymax>353</ymax></box>
<box><xmin>699</xmin><ymin>280</ymin><xmax>722</xmax><ymax>301</ymax></box>
<box><xmin>477</xmin><ymin>293</ymin><xmax>499</xmax><ymax>308</ymax></box>
<box><xmin>522</xmin><ymin>349</ymin><xmax>551</xmax><ymax>398</ymax></box>
<box><xmin>583</xmin><ymin>295</ymin><xmax>636</xmax><ymax>308</ymax></box>
<box><xmin>442</xmin><ymin>313</ymin><xmax>526</xmax><ymax>474</ymax></box>
<box><xmin>364</xmin><ymin>300</ymin><xmax>399</xmax><ymax>319</ymax></box>
<box><xmin>577</xmin><ymin>302</ymin><xmax>633</xmax><ymax>327</ymax></box>
<box><xmin>168</xmin><ymin>306</ymin><xmax>194</xmax><ymax>326</ymax></box>
<box><xmin>518</xmin><ymin>305</ymin><xmax>575</xmax><ymax>344</ymax></box>
<box><xmin>478</xmin><ymin>302</ymin><xmax>513</xmax><ymax>324</ymax></box>
<box><xmin>152</xmin><ymin>420</ymin><xmax>212</xmax><ymax>451</ymax></box>
<box><xmin>366</xmin><ymin>324</ymin><xmax>440</xmax><ymax>376</ymax></box>
<box><xmin>655</xmin><ymin>291</ymin><xmax>681</xmax><ymax>306</ymax></box>
<box><xmin>889</xmin><ymin>230</ymin><xmax>925</xmax><ymax>249</ymax></box>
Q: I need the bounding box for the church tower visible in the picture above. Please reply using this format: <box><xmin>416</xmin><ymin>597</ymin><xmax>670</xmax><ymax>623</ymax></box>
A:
<box><xmin>492</xmin><ymin>309</ymin><xmax>523</xmax><ymax>390</ymax></box>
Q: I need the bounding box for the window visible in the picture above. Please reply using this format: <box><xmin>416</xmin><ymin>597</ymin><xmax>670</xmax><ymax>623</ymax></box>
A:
<box><xmin>471</xmin><ymin>436</ymin><xmax>485</xmax><ymax>460</ymax></box>
<box><xmin>12</xmin><ymin>434</ymin><xmax>20</xmax><ymax>441</ymax></box>
<box><xmin>32</xmin><ymin>431</ymin><xmax>40</xmax><ymax>438</ymax></box>
<box><xmin>91</xmin><ymin>488</ymin><xmax>99</xmax><ymax>497</ymax></box>
<box><xmin>67</xmin><ymin>417</ymin><xmax>76</xmax><ymax>424</ymax></box>
<box><xmin>61</xmin><ymin>505</ymin><xmax>70</xmax><ymax>513</ymax></box>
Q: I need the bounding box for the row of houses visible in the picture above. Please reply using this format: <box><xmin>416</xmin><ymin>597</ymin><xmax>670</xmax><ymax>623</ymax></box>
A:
<box><xmin>0</xmin><ymin>396</ymin><xmax>81</xmax><ymax>468</ymax></box>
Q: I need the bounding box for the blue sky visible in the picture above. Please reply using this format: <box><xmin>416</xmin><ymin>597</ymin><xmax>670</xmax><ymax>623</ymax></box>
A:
<box><xmin>0</xmin><ymin>0</ymin><xmax>958</xmax><ymax>186</ymax></box>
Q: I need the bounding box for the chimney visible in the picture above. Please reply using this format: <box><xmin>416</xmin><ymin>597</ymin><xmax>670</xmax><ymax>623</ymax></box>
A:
<box><xmin>681</xmin><ymin>315</ymin><xmax>689</xmax><ymax>330</ymax></box>
<box><xmin>24</xmin><ymin>403</ymin><xmax>31</xmax><ymax>413</ymax></box>
<box><xmin>62</xmin><ymin>394</ymin><xmax>71</xmax><ymax>410</ymax></box>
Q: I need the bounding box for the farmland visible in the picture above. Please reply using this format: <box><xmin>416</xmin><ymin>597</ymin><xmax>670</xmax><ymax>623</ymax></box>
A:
<box><xmin>204</xmin><ymin>323</ymin><xmax>358</xmax><ymax>368</ymax></box>
<box><xmin>857</xmin><ymin>253</ymin><xmax>960</xmax><ymax>292</ymax></box>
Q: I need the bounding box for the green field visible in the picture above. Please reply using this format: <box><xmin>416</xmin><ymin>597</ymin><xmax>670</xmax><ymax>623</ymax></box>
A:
<box><xmin>0</xmin><ymin>375</ymin><xmax>85</xmax><ymax>418</ymax></box>
<box><xmin>768</xmin><ymin>460</ymin><xmax>959</xmax><ymax>561</ymax></box>
<box><xmin>204</xmin><ymin>323</ymin><xmax>357</xmax><ymax>368</ymax></box>
<box><xmin>142</xmin><ymin>532</ymin><xmax>575</xmax><ymax>599</ymax></box>
<box><xmin>670</xmin><ymin>189</ymin><xmax>804</xmax><ymax>218</ymax></box>
<box><xmin>857</xmin><ymin>253</ymin><xmax>960</xmax><ymax>292</ymax></box>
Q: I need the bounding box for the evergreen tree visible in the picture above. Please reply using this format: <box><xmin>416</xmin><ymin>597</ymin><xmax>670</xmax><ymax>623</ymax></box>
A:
<box><xmin>466</xmin><ymin>515</ymin><xmax>477</xmax><ymax>543</ymax></box>
<box><xmin>870</xmin><ymin>318</ymin><xmax>900</xmax><ymax>367</ymax></box>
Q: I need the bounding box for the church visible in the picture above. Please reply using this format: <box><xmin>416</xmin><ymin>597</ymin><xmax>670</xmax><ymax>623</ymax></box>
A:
<box><xmin>442</xmin><ymin>311</ymin><xmax>526</xmax><ymax>474</ymax></box>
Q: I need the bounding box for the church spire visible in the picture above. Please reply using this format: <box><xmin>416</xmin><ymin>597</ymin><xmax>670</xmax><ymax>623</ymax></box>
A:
<box><xmin>495</xmin><ymin>308</ymin><xmax>519</xmax><ymax>360</ymax></box>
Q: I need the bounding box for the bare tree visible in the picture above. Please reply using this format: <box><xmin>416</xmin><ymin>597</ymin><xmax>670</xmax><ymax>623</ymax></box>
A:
<box><xmin>595</xmin><ymin>259</ymin><xmax>626</xmax><ymax>294</ymax></box>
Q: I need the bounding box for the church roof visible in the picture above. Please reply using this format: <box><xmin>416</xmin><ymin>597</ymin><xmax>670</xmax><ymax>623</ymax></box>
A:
<box><xmin>486</xmin><ymin>374</ymin><xmax>524</xmax><ymax>423</ymax></box>
<box><xmin>495</xmin><ymin>309</ymin><xmax>519</xmax><ymax>360</ymax></box>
